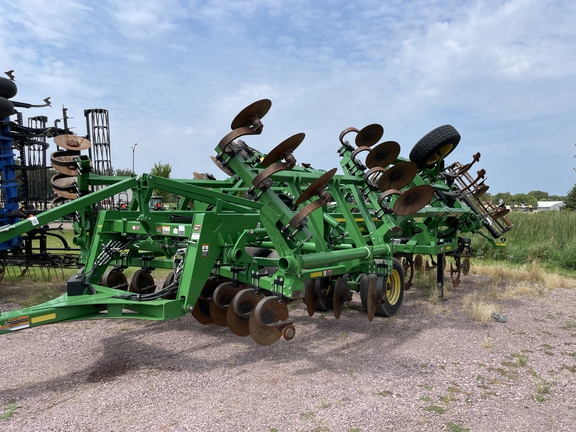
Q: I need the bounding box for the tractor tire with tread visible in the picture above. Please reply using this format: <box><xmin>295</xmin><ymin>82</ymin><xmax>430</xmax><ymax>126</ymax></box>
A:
<box><xmin>409</xmin><ymin>124</ymin><xmax>461</xmax><ymax>170</ymax></box>
<box><xmin>0</xmin><ymin>77</ymin><xmax>17</xmax><ymax>99</ymax></box>
<box><xmin>0</xmin><ymin>97</ymin><xmax>14</xmax><ymax>119</ymax></box>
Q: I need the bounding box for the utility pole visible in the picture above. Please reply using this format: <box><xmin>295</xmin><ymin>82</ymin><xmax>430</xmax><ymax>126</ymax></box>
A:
<box><xmin>131</xmin><ymin>143</ymin><xmax>138</xmax><ymax>173</ymax></box>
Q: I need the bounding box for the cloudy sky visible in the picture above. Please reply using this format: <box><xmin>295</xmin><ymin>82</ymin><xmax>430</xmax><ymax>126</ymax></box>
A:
<box><xmin>1</xmin><ymin>0</ymin><xmax>574</xmax><ymax>196</ymax></box>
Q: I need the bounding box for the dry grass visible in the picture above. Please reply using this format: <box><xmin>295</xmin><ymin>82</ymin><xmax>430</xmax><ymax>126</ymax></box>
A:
<box><xmin>462</xmin><ymin>292</ymin><xmax>496</xmax><ymax>322</ymax></box>
<box><xmin>469</xmin><ymin>261</ymin><xmax>576</xmax><ymax>300</ymax></box>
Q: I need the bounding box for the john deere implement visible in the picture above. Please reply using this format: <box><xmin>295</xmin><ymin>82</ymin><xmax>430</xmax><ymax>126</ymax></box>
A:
<box><xmin>0</xmin><ymin>99</ymin><xmax>512</xmax><ymax>345</ymax></box>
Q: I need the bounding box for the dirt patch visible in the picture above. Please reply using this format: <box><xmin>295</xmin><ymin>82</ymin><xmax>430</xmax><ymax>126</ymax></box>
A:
<box><xmin>1</xmin><ymin>274</ymin><xmax>576</xmax><ymax>431</ymax></box>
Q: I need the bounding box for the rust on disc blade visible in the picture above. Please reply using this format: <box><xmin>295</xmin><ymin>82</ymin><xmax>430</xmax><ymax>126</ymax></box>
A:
<box><xmin>393</xmin><ymin>185</ymin><xmax>435</xmax><ymax>216</ymax></box>
<box><xmin>333</xmin><ymin>275</ymin><xmax>349</xmax><ymax>319</ymax></box>
<box><xmin>249</xmin><ymin>297</ymin><xmax>289</xmax><ymax>346</ymax></box>
<box><xmin>50</xmin><ymin>174</ymin><xmax>76</xmax><ymax>190</ymax></box>
<box><xmin>128</xmin><ymin>269</ymin><xmax>155</xmax><ymax>294</ymax></box>
<box><xmin>209</xmin><ymin>283</ymin><xmax>241</xmax><ymax>327</ymax></box>
<box><xmin>210</xmin><ymin>155</ymin><xmax>234</xmax><ymax>176</ymax></box>
<box><xmin>100</xmin><ymin>268</ymin><xmax>127</xmax><ymax>289</ymax></box>
<box><xmin>51</xmin><ymin>174</ymin><xmax>77</xmax><ymax>199</ymax></box>
<box><xmin>472</xmin><ymin>184</ymin><xmax>489</xmax><ymax>198</ymax></box>
<box><xmin>462</xmin><ymin>257</ymin><xmax>471</xmax><ymax>276</ymax></box>
<box><xmin>295</xmin><ymin>167</ymin><xmax>337</xmax><ymax>205</ymax></box>
<box><xmin>192</xmin><ymin>279</ymin><xmax>225</xmax><ymax>326</ymax></box>
<box><xmin>227</xmin><ymin>288</ymin><xmax>265</xmax><ymax>336</ymax></box>
<box><xmin>230</xmin><ymin>99</ymin><xmax>272</xmax><ymax>130</ymax></box>
<box><xmin>305</xmin><ymin>280</ymin><xmax>319</xmax><ymax>317</ymax></box>
<box><xmin>339</xmin><ymin>127</ymin><xmax>359</xmax><ymax>145</ymax></box>
<box><xmin>365</xmin><ymin>141</ymin><xmax>401</xmax><ymax>169</ymax></box>
<box><xmin>355</xmin><ymin>123</ymin><xmax>384</xmax><ymax>147</ymax></box>
<box><xmin>377</xmin><ymin>162</ymin><xmax>418</xmax><ymax>191</ymax></box>
<box><xmin>366</xmin><ymin>275</ymin><xmax>377</xmax><ymax>322</ymax></box>
<box><xmin>54</xmin><ymin>134</ymin><xmax>91</xmax><ymax>151</ymax></box>
<box><xmin>261</xmin><ymin>132</ymin><xmax>305</xmax><ymax>167</ymax></box>
<box><xmin>50</xmin><ymin>150</ymin><xmax>81</xmax><ymax>176</ymax></box>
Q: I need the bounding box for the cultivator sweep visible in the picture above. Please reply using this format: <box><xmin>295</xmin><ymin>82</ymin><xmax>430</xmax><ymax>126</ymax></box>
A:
<box><xmin>0</xmin><ymin>99</ymin><xmax>512</xmax><ymax>344</ymax></box>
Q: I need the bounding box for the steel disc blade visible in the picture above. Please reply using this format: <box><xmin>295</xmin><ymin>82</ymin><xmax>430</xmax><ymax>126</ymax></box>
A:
<box><xmin>210</xmin><ymin>156</ymin><xmax>234</xmax><ymax>176</ymax></box>
<box><xmin>393</xmin><ymin>185</ymin><xmax>435</xmax><ymax>216</ymax></box>
<box><xmin>249</xmin><ymin>297</ymin><xmax>289</xmax><ymax>346</ymax></box>
<box><xmin>227</xmin><ymin>288</ymin><xmax>264</xmax><ymax>336</ymax></box>
<box><xmin>378</xmin><ymin>162</ymin><xmax>418</xmax><ymax>191</ymax></box>
<box><xmin>209</xmin><ymin>283</ymin><xmax>241</xmax><ymax>327</ymax></box>
<box><xmin>295</xmin><ymin>168</ymin><xmax>337</xmax><ymax>205</ymax></box>
<box><xmin>305</xmin><ymin>280</ymin><xmax>319</xmax><ymax>317</ymax></box>
<box><xmin>101</xmin><ymin>268</ymin><xmax>127</xmax><ymax>289</ymax></box>
<box><xmin>51</xmin><ymin>150</ymin><xmax>81</xmax><ymax>176</ymax></box>
<box><xmin>261</xmin><ymin>132</ymin><xmax>305</xmax><ymax>166</ymax></box>
<box><xmin>462</xmin><ymin>257</ymin><xmax>471</xmax><ymax>276</ymax></box>
<box><xmin>192</xmin><ymin>279</ymin><xmax>225</xmax><ymax>326</ymax></box>
<box><xmin>333</xmin><ymin>275</ymin><xmax>349</xmax><ymax>319</ymax></box>
<box><xmin>366</xmin><ymin>141</ymin><xmax>401</xmax><ymax>168</ymax></box>
<box><xmin>192</xmin><ymin>298</ymin><xmax>215</xmax><ymax>326</ymax></box>
<box><xmin>366</xmin><ymin>275</ymin><xmax>377</xmax><ymax>322</ymax></box>
<box><xmin>230</xmin><ymin>99</ymin><xmax>272</xmax><ymax>130</ymax></box>
<box><xmin>54</xmin><ymin>134</ymin><xmax>91</xmax><ymax>151</ymax></box>
<box><xmin>355</xmin><ymin>123</ymin><xmax>384</xmax><ymax>147</ymax></box>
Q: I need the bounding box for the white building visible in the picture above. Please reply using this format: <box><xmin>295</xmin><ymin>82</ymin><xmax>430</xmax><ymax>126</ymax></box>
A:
<box><xmin>537</xmin><ymin>201</ymin><xmax>565</xmax><ymax>211</ymax></box>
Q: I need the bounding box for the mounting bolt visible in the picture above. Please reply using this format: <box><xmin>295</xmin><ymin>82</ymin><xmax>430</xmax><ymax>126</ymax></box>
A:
<box><xmin>188</xmin><ymin>306</ymin><xmax>194</xmax><ymax>313</ymax></box>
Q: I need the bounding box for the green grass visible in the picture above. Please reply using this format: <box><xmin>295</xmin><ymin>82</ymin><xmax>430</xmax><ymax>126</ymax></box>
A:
<box><xmin>0</xmin><ymin>403</ymin><xmax>17</xmax><ymax>420</ymax></box>
<box><xmin>470</xmin><ymin>211</ymin><xmax>576</xmax><ymax>276</ymax></box>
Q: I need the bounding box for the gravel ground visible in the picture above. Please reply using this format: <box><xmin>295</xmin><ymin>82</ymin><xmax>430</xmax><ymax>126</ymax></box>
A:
<box><xmin>1</xmin><ymin>274</ymin><xmax>576</xmax><ymax>432</ymax></box>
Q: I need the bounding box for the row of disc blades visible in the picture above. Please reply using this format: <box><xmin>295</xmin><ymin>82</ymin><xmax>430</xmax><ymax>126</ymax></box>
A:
<box><xmin>49</xmin><ymin>134</ymin><xmax>91</xmax><ymax>204</ymax></box>
<box><xmin>190</xmin><ymin>279</ymin><xmax>294</xmax><ymax>346</ymax></box>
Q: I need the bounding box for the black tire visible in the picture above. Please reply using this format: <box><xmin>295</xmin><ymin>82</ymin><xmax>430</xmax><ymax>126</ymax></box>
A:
<box><xmin>0</xmin><ymin>97</ymin><xmax>15</xmax><ymax>119</ymax></box>
<box><xmin>359</xmin><ymin>258</ymin><xmax>404</xmax><ymax>316</ymax></box>
<box><xmin>409</xmin><ymin>125</ymin><xmax>461</xmax><ymax>170</ymax></box>
<box><xmin>0</xmin><ymin>78</ymin><xmax>17</xmax><ymax>99</ymax></box>
<box><xmin>380</xmin><ymin>258</ymin><xmax>405</xmax><ymax>316</ymax></box>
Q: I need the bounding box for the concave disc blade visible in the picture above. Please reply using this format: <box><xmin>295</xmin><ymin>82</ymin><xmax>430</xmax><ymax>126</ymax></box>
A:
<box><xmin>393</xmin><ymin>185</ymin><xmax>435</xmax><ymax>216</ymax></box>
<box><xmin>249</xmin><ymin>297</ymin><xmax>289</xmax><ymax>346</ymax></box>
<box><xmin>355</xmin><ymin>123</ymin><xmax>384</xmax><ymax>147</ymax></box>
<box><xmin>227</xmin><ymin>288</ymin><xmax>264</xmax><ymax>336</ymax></box>
<box><xmin>377</xmin><ymin>162</ymin><xmax>418</xmax><ymax>191</ymax></box>
<box><xmin>366</xmin><ymin>141</ymin><xmax>400</xmax><ymax>168</ymax></box>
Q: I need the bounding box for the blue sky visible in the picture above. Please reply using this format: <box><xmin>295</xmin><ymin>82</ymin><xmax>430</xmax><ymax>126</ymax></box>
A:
<box><xmin>1</xmin><ymin>0</ymin><xmax>574</xmax><ymax>196</ymax></box>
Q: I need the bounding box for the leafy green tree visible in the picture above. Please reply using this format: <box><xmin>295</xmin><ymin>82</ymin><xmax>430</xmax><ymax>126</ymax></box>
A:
<box><xmin>528</xmin><ymin>190</ymin><xmax>549</xmax><ymax>200</ymax></box>
<box><xmin>549</xmin><ymin>194</ymin><xmax>566</xmax><ymax>201</ymax></box>
<box><xmin>492</xmin><ymin>191</ymin><xmax>512</xmax><ymax>206</ymax></box>
<box><xmin>114</xmin><ymin>168</ymin><xmax>134</xmax><ymax>176</ymax></box>
<box><xmin>564</xmin><ymin>184</ymin><xmax>576</xmax><ymax>211</ymax></box>
<box><xmin>150</xmin><ymin>161</ymin><xmax>172</xmax><ymax>201</ymax></box>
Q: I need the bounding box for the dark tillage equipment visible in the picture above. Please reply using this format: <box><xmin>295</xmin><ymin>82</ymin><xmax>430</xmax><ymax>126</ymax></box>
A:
<box><xmin>0</xmin><ymin>97</ymin><xmax>512</xmax><ymax>344</ymax></box>
<box><xmin>0</xmin><ymin>71</ymin><xmax>116</xmax><ymax>279</ymax></box>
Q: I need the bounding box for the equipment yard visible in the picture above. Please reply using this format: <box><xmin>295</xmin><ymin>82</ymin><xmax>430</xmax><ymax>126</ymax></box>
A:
<box><xmin>1</xmin><ymin>271</ymin><xmax>576</xmax><ymax>431</ymax></box>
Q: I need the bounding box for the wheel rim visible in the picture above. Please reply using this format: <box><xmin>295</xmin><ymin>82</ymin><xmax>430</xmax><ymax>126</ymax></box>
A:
<box><xmin>386</xmin><ymin>269</ymin><xmax>402</xmax><ymax>305</ymax></box>
<box><xmin>426</xmin><ymin>143</ymin><xmax>453</xmax><ymax>165</ymax></box>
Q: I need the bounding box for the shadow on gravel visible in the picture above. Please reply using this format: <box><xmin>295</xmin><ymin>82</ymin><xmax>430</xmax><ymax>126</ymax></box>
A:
<box><xmin>0</xmin><ymin>284</ymin><xmax>497</xmax><ymax>400</ymax></box>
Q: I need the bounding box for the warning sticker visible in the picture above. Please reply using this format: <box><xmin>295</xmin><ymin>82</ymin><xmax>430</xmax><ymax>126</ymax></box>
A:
<box><xmin>194</xmin><ymin>224</ymin><xmax>201</xmax><ymax>231</ymax></box>
<box><xmin>31</xmin><ymin>313</ymin><xmax>56</xmax><ymax>324</ymax></box>
<box><xmin>29</xmin><ymin>216</ymin><xmax>39</xmax><ymax>226</ymax></box>
<box><xmin>202</xmin><ymin>244</ymin><xmax>209</xmax><ymax>257</ymax></box>
<box><xmin>0</xmin><ymin>315</ymin><xmax>30</xmax><ymax>331</ymax></box>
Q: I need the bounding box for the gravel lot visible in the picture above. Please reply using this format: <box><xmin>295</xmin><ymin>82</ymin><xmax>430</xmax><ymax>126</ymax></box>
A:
<box><xmin>1</xmin><ymin>273</ymin><xmax>576</xmax><ymax>431</ymax></box>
